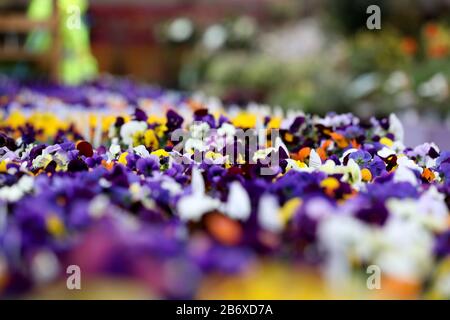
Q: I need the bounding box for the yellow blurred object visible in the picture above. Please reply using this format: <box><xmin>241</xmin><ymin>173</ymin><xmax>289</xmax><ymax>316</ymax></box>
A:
<box><xmin>151</xmin><ymin>149</ymin><xmax>170</xmax><ymax>158</ymax></box>
<box><xmin>232</xmin><ymin>113</ymin><xmax>257</xmax><ymax>129</ymax></box>
<box><xmin>361</xmin><ymin>168</ymin><xmax>372</xmax><ymax>182</ymax></box>
<box><xmin>46</xmin><ymin>214</ymin><xmax>65</xmax><ymax>238</ymax></box>
<box><xmin>198</xmin><ymin>261</ymin><xmax>372</xmax><ymax>299</ymax></box>
<box><xmin>118</xmin><ymin>152</ymin><xmax>129</xmax><ymax>165</ymax></box>
<box><xmin>28</xmin><ymin>277</ymin><xmax>157</xmax><ymax>300</ymax></box>
<box><xmin>380</xmin><ymin>137</ymin><xmax>394</xmax><ymax>147</ymax></box>
<box><xmin>279</xmin><ymin>197</ymin><xmax>301</xmax><ymax>224</ymax></box>
<box><xmin>197</xmin><ymin>260</ymin><xmax>423</xmax><ymax>299</ymax></box>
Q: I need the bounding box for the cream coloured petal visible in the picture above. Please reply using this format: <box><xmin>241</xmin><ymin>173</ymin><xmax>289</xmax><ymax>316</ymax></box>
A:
<box><xmin>389</xmin><ymin>113</ymin><xmax>404</xmax><ymax>142</ymax></box>
<box><xmin>224</xmin><ymin>181</ymin><xmax>251</xmax><ymax>221</ymax></box>
<box><xmin>258</xmin><ymin>194</ymin><xmax>282</xmax><ymax>232</ymax></box>
<box><xmin>309</xmin><ymin>149</ymin><xmax>322</xmax><ymax>169</ymax></box>
<box><xmin>377</xmin><ymin>147</ymin><xmax>395</xmax><ymax>158</ymax></box>
<box><xmin>394</xmin><ymin>165</ymin><xmax>418</xmax><ymax>186</ymax></box>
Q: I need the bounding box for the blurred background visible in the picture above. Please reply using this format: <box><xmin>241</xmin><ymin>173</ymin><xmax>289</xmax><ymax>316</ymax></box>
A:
<box><xmin>0</xmin><ymin>0</ymin><xmax>450</xmax><ymax>147</ymax></box>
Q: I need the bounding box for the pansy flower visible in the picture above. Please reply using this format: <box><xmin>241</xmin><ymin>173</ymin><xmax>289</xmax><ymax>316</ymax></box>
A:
<box><xmin>0</xmin><ymin>78</ymin><xmax>449</xmax><ymax>299</ymax></box>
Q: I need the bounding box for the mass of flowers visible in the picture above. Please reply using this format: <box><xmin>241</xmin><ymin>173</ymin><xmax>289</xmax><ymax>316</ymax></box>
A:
<box><xmin>0</xmin><ymin>77</ymin><xmax>450</xmax><ymax>299</ymax></box>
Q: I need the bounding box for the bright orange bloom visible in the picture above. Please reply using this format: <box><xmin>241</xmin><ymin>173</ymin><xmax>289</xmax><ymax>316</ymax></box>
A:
<box><xmin>101</xmin><ymin>159</ymin><xmax>114</xmax><ymax>170</ymax></box>
<box><xmin>330</xmin><ymin>132</ymin><xmax>348</xmax><ymax>149</ymax></box>
<box><xmin>428</xmin><ymin>44</ymin><xmax>448</xmax><ymax>58</ymax></box>
<box><xmin>321</xmin><ymin>139</ymin><xmax>332</xmax><ymax>150</ymax></box>
<box><xmin>204</xmin><ymin>212</ymin><xmax>243</xmax><ymax>246</ymax></box>
<box><xmin>351</xmin><ymin>139</ymin><xmax>360</xmax><ymax>149</ymax></box>
<box><xmin>297</xmin><ymin>147</ymin><xmax>311</xmax><ymax>162</ymax></box>
<box><xmin>425</xmin><ymin>23</ymin><xmax>439</xmax><ymax>38</ymax></box>
<box><xmin>401</xmin><ymin>37</ymin><xmax>418</xmax><ymax>56</ymax></box>
<box><xmin>316</xmin><ymin>147</ymin><xmax>327</xmax><ymax>161</ymax></box>
<box><xmin>187</xmin><ymin>99</ymin><xmax>204</xmax><ymax>111</ymax></box>
<box><xmin>422</xmin><ymin>168</ymin><xmax>435</xmax><ymax>182</ymax></box>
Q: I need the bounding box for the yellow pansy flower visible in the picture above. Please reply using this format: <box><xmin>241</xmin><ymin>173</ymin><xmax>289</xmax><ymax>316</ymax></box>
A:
<box><xmin>29</xmin><ymin>112</ymin><xmax>68</xmax><ymax>137</ymax></box>
<box><xmin>232</xmin><ymin>112</ymin><xmax>257</xmax><ymax>128</ymax></box>
<box><xmin>0</xmin><ymin>161</ymin><xmax>8</xmax><ymax>172</ymax></box>
<box><xmin>320</xmin><ymin>177</ymin><xmax>340</xmax><ymax>190</ymax></box>
<box><xmin>6</xmin><ymin>111</ymin><xmax>26</xmax><ymax>129</ymax></box>
<box><xmin>102</xmin><ymin>115</ymin><xmax>117</xmax><ymax>131</ymax></box>
<box><xmin>284</xmin><ymin>132</ymin><xmax>294</xmax><ymax>143</ymax></box>
<box><xmin>118</xmin><ymin>152</ymin><xmax>129</xmax><ymax>165</ymax></box>
<box><xmin>279</xmin><ymin>198</ymin><xmax>302</xmax><ymax>224</ymax></box>
<box><xmin>361</xmin><ymin>168</ymin><xmax>372</xmax><ymax>181</ymax></box>
<box><xmin>380</xmin><ymin>137</ymin><xmax>394</xmax><ymax>147</ymax></box>
<box><xmin>46</xmin><ymin>214</ymin><xmax>65</xmax><ymax>238</ymax></box>
<box><xmin>267</xmin><ymin>117</ymin><xmax>281</xmax><ymax>129</ymax></box>
<box><xmin>151</xmin><ymin>149</ymin><xmax>169</xmax><ymax>158</ymax></box>
<box><xmin>205</xmin><ymin>151</ymin><xmax>221</xmax><ymax>160</ymax></box>
<box><xmin>154</xmin><ymin>124</ymin><xmax>168</xmax><ymax>138</ymax></box>
<box><xmin>147</xmin><ymin>115</ymin><xmax>167</xmax><ymax>125</ymax></box>
<box><xmin>144</xmin><ymin>129</ymin><xmax>159</xmax><ymax>149</ymax></box>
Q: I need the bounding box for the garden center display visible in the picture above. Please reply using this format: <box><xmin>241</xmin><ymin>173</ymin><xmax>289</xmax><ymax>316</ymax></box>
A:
<box><xmin>0</xmin><ymin>77</ymin><xmax>449</xmax><ymax>299</ymax></box>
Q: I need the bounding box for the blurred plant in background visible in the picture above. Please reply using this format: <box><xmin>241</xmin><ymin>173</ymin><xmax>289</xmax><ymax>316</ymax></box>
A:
<box><xmin>1</xmin><ymin>0</ymin><xmax>448</xmax><ymax>118</ymax></box>
<box><xmin>169</xmin><ymin>1</ymin><xmax>449</xmax><ymax>119</ymax></box>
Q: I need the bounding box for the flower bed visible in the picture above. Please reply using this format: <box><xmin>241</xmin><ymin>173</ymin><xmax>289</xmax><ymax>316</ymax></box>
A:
<box><xmin>0</xmin><ymin>77</ymin><xmax>449</xmax><ymax>299</ymax></box>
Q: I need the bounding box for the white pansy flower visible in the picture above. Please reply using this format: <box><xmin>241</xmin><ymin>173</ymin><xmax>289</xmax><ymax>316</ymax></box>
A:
<box><xmin>177</xmin><ymin>168</ymin><xmax>220</xmax><ymax>221</ymax></box>
<box><xmin>417</xmin><ymin>186</ymin><xmax>449</xmax><ymax>230</ymax></box>
<box><xmin>184</xmin><ymin>138</ymin><xmax>208</xmax><ymax>153</ymax></box>
<box><xmin>284</xmin><ymin>159</ymin><xmax>314</xmax><ymax>172</ymax></box>
<box><xmin>319</xmin><ymin>159</ymin><xmax>338</xmax><ymax>175</ymax></box>
<box><xmin>161</xmin><ymin>178</ymin><xmax>182</xmax><ymax>196</ymax></box>
<box><xmin>343</xmin><ymin>158</ymin><xmax>362</xmax><ymax>186</ymax></box>
<box><xmin>411</xmin><ymin>142</ymin><xmax>440</xmax><ymax>167</ymax></box>
<box><xmin>120</xmin><ymin>121</ymin><xmax>147</xmax><ymax>146</ymax></box>
<box><xmin>412</xmin><ymin>142</ymin><xmax>436</xmax><ymax>157</ymax></box>
<box><xmin>389</xmin><ymin>113</ymin><xmax>404</xmax><ymax>142</ymax></box>
<box><xmin>88</xmin><ymin>194</ymin><xmax>109</xmax><ymax>218</ymax></box>
<box><xmin>308</xmin><ymin>149</ymin><xmax>322</xmax><ymax>169</ymax></box>
<box><xmin>397</xmin><ymin>155</ymin><xmax>423</xmax><ymax>174</ymax></box>
<box><xmin>129</xmin><ymin>182</ymin><xmax>150</xmax><ymax>202</ymax></box>
<box><xmin>387</xmin><ymin>186</ymin><xmax>448</xmax><ymax>231</ymax></box>
<box><xmin>17</xmin><ymin>175</ymin><xmax>33</xmax><ymax>192</ymax></box>
<box><xmin>315</xmin><ymin>113</ymin><xmax>356</xmax><ymax>128</ymax></box>
<box><xmin>252</xmin><ymin>147</ymin><xmax>274</xmax><ymax>163</ymax></box>
<box><xmin>204</xmin><ymin>151</ymin><xmax>228</xmax><ymax>165</ymax></box>
<box><xmin>133</xmin><ymin>145</ymin><xmax>150</xmax><ymax>158</ymax></box>
<box><xmin>53</xmin><ymin>152</ymin><xmax>69</xmax><ymax>170</ymax></box>
<box><xmin>392</xmin><ymin>140</ymin><xmax>406</xmax><ymax>153</ymax></box>
<box><xmin>377</xmin><ymin>147</ymin><xmax>395</xmax><ymax>158</ymax></box>
<box><xmin>0</xmin><ymin>175</ymin><xmax>34</xmax><ymax>202</ymax></box>
<box><xmin>394</xmin><ymin>165</ymin><xmax>418</xmax><ymax>186</ymax></box>
<box><xmin>0</xmin><ymin>148</ymin><xmax>18</xmax><ymax>162</ymax></box>
<box><xmin>318</xmin><ymin>214</ymin><xmax>374</xmax><ymax>262</ymax></box>
<box><xmin>258</xmin><ymin>194</ymin><xmax>282</xmax><ymax>233</ymax></box>
<box><xmin>31</xmin><ymin>250</ymin><xmax>60</xmax><ymax>284</ymax></box>
<box><xmin>190</xmin><ymin>122</ymin><xmax>210</xmax><ymax>140</ymax></box>
<box><xmin>386</xmin><ymin>198</ymin><xmax>417</xmax><ymax>219</ymax></box>
<box><xmin>376</xmin><ymin>217</ymin><xmax>433</xmax><ymax>280</ymax></box>
<box><xmin>217</xmin><ymin>122</ymin><xmax>236</xmax><ymax>137</ymax></box>
<box><xmin>32</xmin><ymin>153</ymin><xmax>53</xmax><ymax>169</ymax></box>
<box><xmin>304</xmin><ymin>197</ymin><xmax>336</xmax><ymax>220</ymax></box>
<box><xmin>224</xmin><ymin>181</ymin><xmax>251</xmax><ymax>221</ymax></box>
<box><xmin>107</xmin><ymin>142</ymin><xmax>121</xmax><ymax>161</ymax></box>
